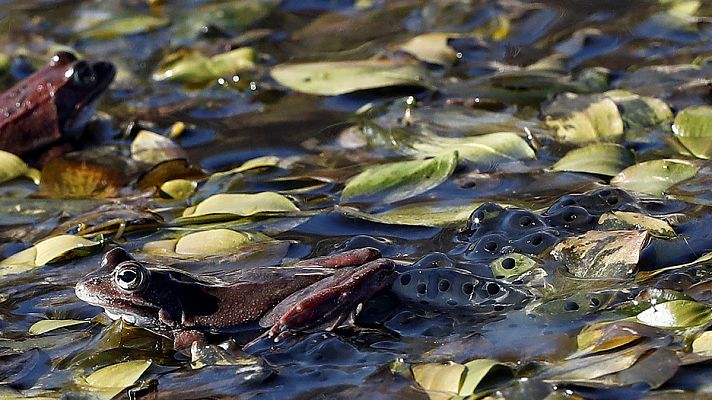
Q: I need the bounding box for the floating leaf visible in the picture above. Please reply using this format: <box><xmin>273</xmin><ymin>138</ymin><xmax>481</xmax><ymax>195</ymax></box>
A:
<box><xmin>636</xmin><ymin>300</ymin><xmax>712</xmax><ymax>329</ymax></box>
<box><xmin>82</xmin><ymin>16</ymin><xmax>169</xmax><ymax>39</ymax></box>
<box><xmin>131</xmin><ymin>130</ymin><xmax>187</xmax><ymax>165</ymax></box>
<box><xmin>552</xmin><ymin>230</ymin><xmax>648</xmax><ymax>278</ymax></box>
<box><xmin>412</xmin><ymin>359</ymin><xmax>510</xmax><ymax>399</ymax></box>
<box><xmin>341</xmin><ymin>151</ymin><xmax>458</xmax><ymax>203</ymax></box>
<box><xmin>399</xmin><ymin>33</ymin><xmax>460</xmax><ymax>66</ymax></box>
<box><xmin>692</xmin><ymin>331</ymin><xmax>712</xmax><ymax>355</ymax></box>
<box><xmin>153</xmin><ymin>47</ymin><xmax>256</xmax><ymax>84</ymax></box>
<box><xmin>231</xmin><ymin>156</ymin><xmax>280</xmax><ymax>173</ymax></box>
<box><xmin>144</xmin><ymin>229</ymin><xmax>269</xmax><ymax>256</ymax></box>
<box><xmin>29</xmin><ymin>319</ymin><xmax>88</xmax><ymax>335</ymax></box>
<box><xmin>0</xmin><ymin>235</ymin><xmax>100</xmax><ymax>276</ymax></box>
<box><xmin>39</xmin><ymin>153</ymin><xmax>133</xmax><ymax>199</ymax></box>
<box><xmin>159</xmin><ymin>179</ymin><xmax>197</xmax><ymax>200</ymax></box>
<box><xmin>552</xmin><ymin>143</ymin><xmax>634</xmax><ymax>176</ymax></box>
<box><xmin>543</xmin><ymin>93</ymin><xmax>624</xmax><ymax>143</ymax></box>
<box><xmin>598</xmin><ymin>211</ymin><xmax>676</xmax><ymax>239</ymax></box>
<box><xmin>178</xmin><ymin>192</ymin><xmax>299</xmax><ymax>224</ymax></box>
<box><xmin>604</xmin><ymin>90</ymin><xmax>673</xmax><ymax>131</ymax></box>
<box><xmin>82</xmin><ymin>360</ymin><xmax>151</xmax><ymax>400</ymax></box>
<box><xmin>672</xmin><ymin>105</ymin><xmax>712</xmax><ymax>159</ymax></box>
<box><xmin>411</xmin><ymin>132</ymin><xmax>535</xmax><ymax>164</ymax></box>
<box><xmin>339</xmin><ymin>199</ymin><xmax>482</xmax><ymax>228</ymax></box>
<box><xmin>136</xmin><ymin>158</ymin><xmax>206</xmax><ymax>190</ymax></box>
<box><xmin>271</xmin><ymin>60</ymin><xmax>431</xmax><ymax>95</ymax></box>
<box><xmin>459</xmin><ymin>359</ymin><xmax>510</xmax><ymax>395</ymax></box>
<box><xmin>0</xmin><ymin>150</ymin><xmax>40</xmax><ymax>184</ymax></box>
<box><xmin>490</xmin><ymin>253</ymin><xmax>539</xmax><ymax>279</ymax></box>
<box><xmin>412</xmin><ymin>362</ymin><xmax>464</xmax><ymax>399</ymax></box>
<box><xmin>611</xmin><ymin>159</ymin><xmax>700</xmax><ymax>196</ymax></box>
<box><xmin>575</xmin><ymin>321</ymin><xmax>668</xmax><ymax>357</ymax></box>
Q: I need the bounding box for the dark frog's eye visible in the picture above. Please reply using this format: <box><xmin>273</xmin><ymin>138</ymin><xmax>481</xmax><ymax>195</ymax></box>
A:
<box><xmin>113</xmin><ymin>262</ymin><xmax>147</xmax><ymax>292</ymax></box>
<box><xmin>69</xmin><ymin>61</ymin><xmax>97</xmax><ymax>88</ymax></box>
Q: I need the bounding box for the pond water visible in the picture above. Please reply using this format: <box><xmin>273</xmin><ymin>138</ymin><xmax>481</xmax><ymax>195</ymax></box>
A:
<box><xmin>1</xmin><ymin>0</ymin><xmax>712</xmax><ymax>399</ymax></box>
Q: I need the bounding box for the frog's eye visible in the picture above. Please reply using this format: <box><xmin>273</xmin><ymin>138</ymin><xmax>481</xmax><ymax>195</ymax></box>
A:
<box><xmin>51</xmin><ymin>51</ymin><xmax>78</xmax><ymax>66</ymax></box>
<box><xmin>113</xmin><ymin>263</ymin><xmax>147</xmax><ymax>292</ymax></box>
<box><xmin>69</xmin><ymin>61</ymin><xmax>97</xmax><ymax>88</ymax></box>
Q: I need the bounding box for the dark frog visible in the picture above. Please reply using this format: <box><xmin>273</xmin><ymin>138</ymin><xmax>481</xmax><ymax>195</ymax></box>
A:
<box><xmin>75</xmin><ymin>247</ymin><xmax>396</xmax><ymax>351</ymax></box>
<box><xmin>0</xmin><ymin>51</ymin><xmax>115</xmax><ymax>156</ymax></box>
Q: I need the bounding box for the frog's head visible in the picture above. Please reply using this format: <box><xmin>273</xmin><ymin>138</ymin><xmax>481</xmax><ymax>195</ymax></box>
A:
<box><xmin>0</xmin><ymin>51</ymin><xmax>116</xmax><ymax>155</ymax></box>
<box><xmin>47</xmin><ymin>51</ymin><xmax>116</xmax><ymax>138</ymax></box>
<box><xmin>75</xmin><ymin>247</ymin><xmax>162</xmax><ymax>327</ymax></box>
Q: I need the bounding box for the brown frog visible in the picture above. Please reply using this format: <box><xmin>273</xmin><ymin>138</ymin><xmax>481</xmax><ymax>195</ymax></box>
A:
<box><xmin>0</xmin><ymin>51</ymin><xmax>115</xmax><ymax>156</ymax></box>
<box><xmin>75</xmin><ymin>247</ymin><xmax>396</xmax><ymax>350</ymax></box>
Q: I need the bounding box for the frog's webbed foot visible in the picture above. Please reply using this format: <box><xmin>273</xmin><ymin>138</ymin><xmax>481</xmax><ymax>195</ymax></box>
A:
<box><xmin>259</xmin><ymin>254</ymin><xmax>396</xmax><ymax>342</ymax></box>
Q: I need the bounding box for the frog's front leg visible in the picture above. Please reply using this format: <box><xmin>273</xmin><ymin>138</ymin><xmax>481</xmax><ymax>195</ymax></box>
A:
<box><xmin>259</xmin><ymin>255</ymin><xmax>396</xmax><ymax>341</ymax></box>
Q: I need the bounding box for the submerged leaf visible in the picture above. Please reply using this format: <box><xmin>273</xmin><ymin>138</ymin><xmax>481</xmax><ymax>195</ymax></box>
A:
<box><xmin>552</xmin><ymin>230</ymin><xmax>648</xmax><ymax>278</ymax></box>
<box><xmin>29</xmin><ymin>319</ymin><xmax>88</xmax><ymax>335</ymax></box>
<box><xmin>611</xmin><ymin>159</ymin><xmax>700</xmax><ymax>196</ymax></box>
<box><xmin>153</xmin><ymin>47</ymin><xmax>256</xmax><ymax>84</ymax></box>
<box><xmin>82</xmin><ymin>16</ymin><xmax>169</xmax><ymax>39</ymax></box>
<box><xmin>552</xmin><ymin>143</ymin><xmax>634</xmax><ymax>176</ymax></box>
<box><xmin>490</xmin><ymin>253</ymin><xmax>539</xmax><ymax>279</ymax></box>
<box><xmin>159</xmin><ymin>179</ymin><xmax>197</xmax><ymax>200</ymax></box>
<box><xmin>271</xmin><ymin>60</ymin><xmax>431</xmax><ymax>95</ymax></box>
<box><xmin>598</xmin><ymin>211</ymin><xmax>676</xmax><ymax>239</ymax></box>
<box><xmin>82</xmin><ymin>360</ymin><xmax>151</xmax><ymax>399</ymax></box>
<box><xmin>672</xmin><ymin>105</ymin><xmax>712</xmax><ymax>159</ymax></box>
<box><xmin>604</xmin><ymin>90</ymin><xmax>673</xmax><ymax>131</ymax></box>
<box><xmin>341</xmin><ymin>151</ymin><xmax>458</xmax><ymax>203</ymax></box>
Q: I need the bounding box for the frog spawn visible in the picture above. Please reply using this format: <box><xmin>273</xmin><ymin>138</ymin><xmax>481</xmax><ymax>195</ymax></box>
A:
<box><xmin>455</xmin><ymin>187</ymin><xmax>660</xmax><ymax>262</ymax></box>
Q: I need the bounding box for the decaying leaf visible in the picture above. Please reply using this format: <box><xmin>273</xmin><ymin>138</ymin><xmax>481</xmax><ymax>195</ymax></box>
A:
<box><xmin>552</xmin><ymin>230</ymin><xmax>649</xmax><ymax>278</ymax></box>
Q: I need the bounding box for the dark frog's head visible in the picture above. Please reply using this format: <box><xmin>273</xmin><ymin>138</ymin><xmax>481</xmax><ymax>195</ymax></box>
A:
<box><xmin>0</xmin><ymin>51</ymin><xmax>116</xmax><ymax>155</ymax></box>
<box><xmin>75</xmin><ymin>247</ymin><xmax>161</xmax><ymax>328</ymax></box>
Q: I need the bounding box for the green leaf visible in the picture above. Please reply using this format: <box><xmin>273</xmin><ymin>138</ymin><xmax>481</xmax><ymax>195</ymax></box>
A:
<box><xmin>159</xmin><ymin>179</ymin><xmax>197</xmax><ymax>200</ymax></box>
<box><xmin>459</xmin><ymin>359</ymin><xmax>508</xmax><ymax>395</ymax></box>
<box><xmin>0</xmin><ymin>235</ymin><xmax>100</xmax><ymax>276</ymax></box>
<box><xmin>178</xmin><ymin>192</ymin><xmax>300</xmax><ymax>224</ymax></box>
<box><xmin>144</xmin><ymin>229</ymin><xmax>269</xmax><ymax>256</ymax></box>
<box><xmin>490</xmin><ymin>253</ymin><xmax>539</xmax><ymax>279</ymax></box>
<box><xmin>636</xmin><ymin>300</ymin><xmax>712</xmax><ymax>329</ymax></box>
<box><xmin>131</xmin><ymin>130</ymin><xmax>187</xmax><ymax>165</ymax></box>
<box><xmin>153</xmin><ymin>47</ymin><xmax>256</xmax><ymax>84</ymax></box>
<box><xmin>598</xmin><ymin>211</ymin><xmax>676</xmax><ymax>239</ymax></box>
<box><xmin>271</xmin><ymin>60</ymin><xmax>432</xmax><ymax>96</ymax></box>
<box><xmin>399</xmin><ymin>33</ymin><xmax>460</xmax><ymax>66</ymax></box>
<box><xmin>82</xmin><ymin>360</ymin><xmax>151</xmax><ymax>400</ymax></box>
<box><xmin>29</xmin><ymin>319</ymin><xmax>88</xmax><ymax>335</ymax></box>
<box><xmin>411</xmin><ymin>362</ymin><xmax>465</xmax><ymax>398</ymax></box>
<box><xmin>339</xmin><ymin>199</ymin><xmax>483</xmax><ymax>228</ymax></box>
<box><xmin>551</xmin><ymin>143</ymin><xmax>634</xmax><ymax>176</ymax></box>
<box><xmin>672</xmin><ymin>105</ymin><xmax>712</xmax><ymax>159</ymax></box>
<box><xmin>611</xmin><ymin>159</ymin><xmax>700</xmax><ymax>196</ymax></box>
<box><xmin>692</xmin><ymin>331</ymin><xmax>712</xmax><ymax>355</ymax></box>
<box><xmin>341</xmin><ymin>151</ymin><xmax>458</xmax><ymax>203</ymax></box>
<box><xmin>82</xmin><ymin>16</ymin><xmax>169</xmax><ymax>39</ymax></box>
<box><xmin>231</xmin><ymin>156</ymin><xmax>280</xmax><ymax>173</ymax></box>
<box><xmin>0</xmin><ymin>150</ymin><xmax>40</xmax><ymax>184</ymax></box>
<box><xmin>604</xmin><ymin>90</ymin><xmax>673</xmax><ymax>131</ymax></box>
<box><xmin>411</xmin><ymin>132</ymin><xmax>535</xmax><ymax>164</ymax></box>
<box><xmin>543</xmin><ymin>93</ymin><xmax>624</xmax><ymax>143</ymax></box>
